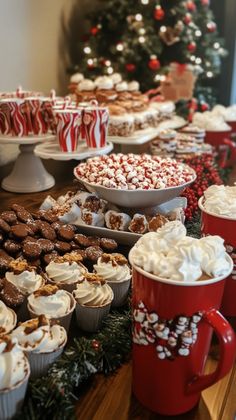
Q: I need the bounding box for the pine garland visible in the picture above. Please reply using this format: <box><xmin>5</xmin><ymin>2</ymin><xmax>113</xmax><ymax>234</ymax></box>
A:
<box><xmin>19</xmin><ymin>308</ymin><xmax>131</xmax><ymax>420</ymax></box>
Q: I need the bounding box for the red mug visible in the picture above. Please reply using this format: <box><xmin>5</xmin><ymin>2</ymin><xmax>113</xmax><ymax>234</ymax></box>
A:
<box><xmin>227</xmin><ymin>120</ymin><xmax>236</xmax><ymax>134</ymax></box>
<box><xmin>199</xmin><ymin>196</ymin><xmax>236</xmax><ymax>316</ymax></box>
<box><xmin>54</xmin><ymin>109</ymin><xmax>81</xmax><ymax>152</ymax></box>
<box><xmin>83</xmin><ymin>106</ymin><xmax>109</xmax><ymax>149</ymax></box>
<box><xmin>129</xmin><ymin>252</ymin><xmax>235</xmax><ymax>415</ymax></box>
<box><xmin>204</xmin><ymin>129</ymin><xmax>236</xmax><ymax>168</ymax></box>
<box><xmin>0</xmin><ymin>98</ymin><xmax>28</xmax><ymax>136</ymax></box>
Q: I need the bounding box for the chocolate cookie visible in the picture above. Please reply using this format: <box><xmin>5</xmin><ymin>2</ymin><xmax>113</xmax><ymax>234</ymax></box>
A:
<box><xmin>0</xmin><ymin>233</ymin><xmax>4</xmax><ymax>245</ymax></box>
<box><xmin>11</xmin><ymin>204</ymin><xmax>25</xmax><ymax>213</ymax></box>
<box><xmin>0</xmin><ymin>218</ymin><xmax>11</xmax><ymax>233</ymax></box>
<box><xmin>100</xmin><ymin>238</ymin><xmax>118</xmax><ymax>251</ymax></box>
<box><xmin>51</xmin><ymin>221</ymin><xmax>64</xmax><ymax>231</ymax></box>
<box><xmin>16</xmin><ymin>209</ymin><xmax>33</xmax><ymax>223</ymax></box>
<box><xmin>70</xmin><ymin>241</ymin><xmax>80</xmax><ymax>250</ymax></box>
<box><xmin>57</xmin><ymin>225</ymin><xmax>75</xmax><ymax>242</ymax></box>
<box><xmin>43</xmin><ymin>251</ymin><xmax>59</xmax><ymax>265</ymax></box>
<box><xmin>54</xmin><ymin>240</ymin><xmax>71</xmax><ymax>254</ymax></box>
<box><xmin>0</xmin><ymin>211</ymin><xmax>17</xmax><ymax>225</ymax></box>
<box><xmin>3</xmin><ymin>240</ymin><xmax>22</xmax><ymax>255</ymax></box>
<box><xmin>11</xmin><ymin>224</ymin><xmax>33</xmax><ymax>239</ymax></box>
<box><xmin>0</xmin><ymin>278</ymin><xmax>25</xmax><ymax>308</ymax></box>
<box><xmin>87</xmin><ymin>236</ymin><xmax>101</xmax><ymax>247</ymax></box>
<box><xmin>39</xmin><ymin>210</ymin><xmax>58</xmax><ymax>223</ymax></box>
<box><xmin>74</xmin><ymin>234</ymin><xmax>91</xmax><ymax>247</ymax></box>
<box><xmin>23</xmin><ymin>241</ymin><xmax>42</xmax><ymax>259</ymax></box>
<box><xmin>26</xmin><ymin>221</ymin><xmax>39</xmax><ymax>234</ymax></box>
<box><xmin>37</xmin><ymin>238</ymin><xmax>54</xmax><ymax>253</ymax></box>
<box><xmin>40</xmin><ymin>225</ymin><xmax>57</xmax><ymax>241</ymax></box>
<box><xmin>85</xmin><ymin>246</ymin><xmax>103</xmax><ymax>262</ymax></box>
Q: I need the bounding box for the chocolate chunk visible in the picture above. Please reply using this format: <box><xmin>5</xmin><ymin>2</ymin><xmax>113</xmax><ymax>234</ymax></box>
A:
<box><xmin>0</xmin><ymin>218</ymin><xmax>11</xmax><ymax>233</ymax></box>
<box><xmin>0</xmin><ymin>278</ymin><xmax>25</xmax><ymax>308</ymax></box>
<box><xmin>85</xmin><ymin>246</ymin><xmax>103</xmax><ymax>262</ymax></box>
<box><xmin>0</xmin><ymin>211</ymin><xmax>17</xmax><ymax>225</ymax></box>
<box><xmin>43</xmin><ymin>251</ymin><xmax>59</xmax><ymax>265</ymax></box>
<box><xmin>74</xmin><ymin>234</ymin><xmax>91</xmax><ymax>247</ymax></box>
<box><xmin>11</xmin><ymin>224</ymin><xmax>33</xmax><ymax>239</ymax></box>
<box><xmin>40</xmin><ymin>225</ymin><xmax>56</xmax><ymax>241</ymax></box>
<box><xmin>15</xmin><ymin>208</ymin><xmax>34</xmax><ymax>223</ymax></box>
<box><xmin>57</xmin><ymin>225</ymin><xmax>74</xmax><ymax>242</ymax></box>
<box><xmin>23</xmin><ymin>241</ymin><xmax>42</xmax><ymax>259</ymax></box>
<box><xmin>3</xmin><ymin>240</ymin><xmax>22</xmax><ymax>255</ymax></box>
<box><xmin>37</xmin><ymin>238</ymin><xmax>54</xmax><ymax>253</ymax></box>
<box><xmin>100</xmin><ymin>238</ymin><xmax>118</xmax><ymax>251</ymax></box>
<box><xmin>54</xmin><ymin>240</ymin><xmax>71</xmax><ymax>254</ymax></box>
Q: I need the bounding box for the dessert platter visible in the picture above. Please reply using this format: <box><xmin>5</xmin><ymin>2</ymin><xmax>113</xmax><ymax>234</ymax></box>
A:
<box><xmin>35</xmin><ymin>139</ymin><xmax>113</xmax><ymax>161</ymax></box>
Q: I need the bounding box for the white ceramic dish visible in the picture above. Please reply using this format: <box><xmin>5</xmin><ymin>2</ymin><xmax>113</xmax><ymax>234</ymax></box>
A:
<box><xmin>108</xmin><ymin>116</ymin><xmax>187</xmax><ymax>145</ymax></box>
<box><xmin>73</xmin><ymin>197</ymin><xmax>187</xmax><ymax>245</ymax></box>
<box><xmin>35</xmin><ymin>141</ymin><xmax>113</xmax><ymax>161</ymax></box>
<box><xmin>73</xmin><ymin>168</ymin><xmax>196</xmax><ymax>208</ymax></box>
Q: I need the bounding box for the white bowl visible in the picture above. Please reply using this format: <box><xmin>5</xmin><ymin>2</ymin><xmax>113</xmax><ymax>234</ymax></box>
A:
<box><xmin>73</xmin><ymin>168</ymin><xmax>196</xmax><ymax>208</ymax></box>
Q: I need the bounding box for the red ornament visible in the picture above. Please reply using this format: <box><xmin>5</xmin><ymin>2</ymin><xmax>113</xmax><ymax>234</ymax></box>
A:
<box><xmin>186</xmin><ymin>1</ymin><xmax>196</xmax><ymax>12</ymax></box>
<box><xmin>154</xmin><ymin>6</ymin><xmax>165</xmax><ymax>20</ymax></box>
<box><xmin>148</xmin><ymin>57</ymin><xmax>160</xmax><ymax>71</ymax></box>
<box><xmin>91</xmin><ymin>339</ymin><xmax>100</xmax><ymax>350</ymax></box>
<box><xmin>201</xmin><ymin>103</ymin><xmax>209</xmax><ymax>112</ymax></box>
<box><xmin>184</xmin><ymin>14</ymin><xmax>192</xmax><ymax>25</ymax></box>
<box><xmin>187</xmin><ymin>41</ymin><xmax>196</xmax><ymax>52</ymax></box>
<box><xmin>207</xmin><ymin>21</ymin><xmax>216</xmax><ymax>33</ymax></box>
<box><xmin>125</xmin><ymin>63</ymin><xmax>136</xmax><ymax>72</ymax></box>
<box><xmin>90</xmin><ymin>26</ymin><xmax>99</xmax><ymax>36</ymax></box>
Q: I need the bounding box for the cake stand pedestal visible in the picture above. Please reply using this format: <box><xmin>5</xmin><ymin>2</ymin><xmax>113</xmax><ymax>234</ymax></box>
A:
<box><xmin>0</xmin><ymin>135</ymin><xmax>55</xmax><ymax>193</ymax></box>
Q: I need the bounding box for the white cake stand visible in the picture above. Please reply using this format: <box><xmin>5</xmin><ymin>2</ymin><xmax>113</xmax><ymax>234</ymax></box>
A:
<box><xmin>0</xmin><ymin>134</ymin><xmax>56</xmax><ymax>193</ymax></box>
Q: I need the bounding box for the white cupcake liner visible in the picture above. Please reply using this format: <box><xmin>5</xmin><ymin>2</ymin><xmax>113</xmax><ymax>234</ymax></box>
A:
<box><xmin>0</xmin><ymin>361</ymin><xmax>30</xmax><ymax>420</ymax></box>
<box><xmin>27</xmin><ymin>292</ymin><xmax>76</xmax><ymax>332</ymax></box>
<box><xmin>75</xmin><ymin>299</ymin><xmax>112</xmax><ymax>332</ymax></box>
<box><xmin>108</xmin><ymin>277</ymin><xmax>131</xmax><ymax>308</ymax></box>
<box><xmin>28</xmin><ymin>343</ymin><xmax>66</xmax><ymax>379</ymax></box>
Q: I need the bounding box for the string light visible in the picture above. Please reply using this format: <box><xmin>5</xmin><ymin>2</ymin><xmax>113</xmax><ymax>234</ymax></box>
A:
<box><xmin>107</xmin><ymin>67</ymin><xmax>114</xmax><ymax>74</ymax></box>
<box><xmin>190</xmin><ymin>55</ymin><xmax>196</xmax><ymax>62</ymax></box>
<box><xmin>138</xmin><ymin>36</ymin><xmax>146</xmax><ymax>43</ymax></box>
<box><xmin>135</xmin><ymin>13</ymin><xmax>143</xmax><ymax>21</ymax></box>
<box><xmin>206</xmin><ymin>71</ymin><xmax>213</xmax><ymax>78</ymax></box>
<box><xmin>87</xmin><ymin>59</ymin><xmax>94</xmax><ymax>65</ymax></box>
<box><xmin>195</xmin><ymin>30</ymin><xmax>202</xmax><ymax>37</ymax></box>
<box><xmin>141</xmin><ymin>0</ymin><xmax>149</xmax><ymax>4</ymax></box>
<box><xmin>214</xmin><ymin>42</ymin><xmax>220</xmax><ymax>49</ymax></box>
<box><xmin>195</xmin><ymin>57</ymin><xmax>202</xmax><ymax>64</ymax></box>
<box><xmin>84</xmin><ymin>46</ymin><xmax>91</xmax><ymax>54</ymax></box>
<box><xmin>154</xmin><ymin>75</ymin><xmax>166</xmax><ymax>82</ymax></box>
<box><xmin>160</xmin><ymin>26</ymin><xmax>167</xmax><ymax>32</ymax></box>
<box><xmin>105</xmin><ymin>60</ymin><xmax>111</xmax><ymax>66</ymax></box>
<box><xmin>116</xmin><ymin>43</ymin><xmax>124</xmax><ymax>51</ymax></box>
<box><xmin>139</xmin><ymin>28</ymin><xmax>146</xmax><ymax>35</ymax></box>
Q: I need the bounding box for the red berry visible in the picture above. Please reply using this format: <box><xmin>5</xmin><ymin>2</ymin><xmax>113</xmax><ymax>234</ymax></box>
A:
<box><xmin>125</xmin><ymin>63</ymin><xmax>136</xmax><ymax>72</ymax></box>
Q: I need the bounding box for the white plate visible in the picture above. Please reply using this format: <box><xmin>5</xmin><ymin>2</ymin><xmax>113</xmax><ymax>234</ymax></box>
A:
<box><xmin>73</xmin><ymin>197</ymin><xmax>187</xmax><ymax>246</ymax></box>
<box><xmin>35</xmin><ymin>141</ymin><xmax>113</xmax><ymax>161</ymax></box>
<box><xmin>73</xmin><ymin>168</ymin><xmax>196</xmax><ymax>208</ymax></box>
<box><xmin>108</xmin><ymin>116</ymin><xmax>187</xmax><ymax>145</ymax></box>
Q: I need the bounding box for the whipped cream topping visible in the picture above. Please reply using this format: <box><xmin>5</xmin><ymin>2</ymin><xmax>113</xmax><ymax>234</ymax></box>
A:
<box><xmin>35</xmin><ymin>324</ymin><xmax>67</xmax><ymax>353</ymax></box>
<box><xmin>0</xmin><ymin>301</ymin><xmax>16</xmax><ymax>335</ymax></box>
<box><xmin>94</xmin><ymin>254</ymin><xmax>131</xmax><ymax>283</ymax></box>
<box><xmin>212</xmin><ymin>104</ymin><xmax>236</xmax><ymax>122</ymax></box>
<box><xmin>116</xmin><ymin>82</ymin><xmax>128</xmax><ymax>92</ymax></box>
<box><xmin>73</xmin><ymin>279</ymin><xmax>113</xmax><ymax>306</ymax></box>
<box><xmin>110</xmin><ymin>73</ymin><xmax>122</xmax><ymax>84</ymax></box>
<box><xmin>46</xmin><ymin>261</ymin><xmax>87</xmax><ymax>285</ymax></box>
<box><xmin>96</xmin><ymin>76</ymin><xmax>114</xmax><ymax>90</ymax></box>
<box><xmin>6</xmin><ymin>270</ymin><xmax>44</xmax><ymax>295</ymax></box>
<box><xmin>70</xmin><ymin>73</ymin><xmax>84</xmax><ymax>84</ymax></box>
<box><xmin>202</xmin><ymin>185</ymin><xmax>236</xmax><ymax>218</ymax></box>
<box><xmin>0</xmin><ymin>337</ymin><xmax>29</xmax><ymax>390</ymax></box>
<box><xmin>77</xmin><ymin>79</ymin><xmax>95</xmax><ymax>91</ymax></box>
<box><xmin>128</xmin><ymin>81</ymin><xmax>140</xmax><ymax>92</ymax></box>
<box><xmin>129</xmin><ymin>221</ymin><xmax>231</xmax><ymax>282</ymax></box>
<box><xmin>28</xmin><ymin>288</ymin><xmax>72</xmax><ymax>317</ymax></box>
<box><xmin>193</xmin><ymin>112</ymin><xmax>231</xmax><ymax>131</ymax></box>
<box><xmin>11</xmin><ymin>316</ymin><xmax>50</xmax><ymax>351</ymax></box>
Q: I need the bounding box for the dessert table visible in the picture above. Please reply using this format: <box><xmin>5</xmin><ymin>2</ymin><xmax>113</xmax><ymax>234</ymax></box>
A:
<box><xmin>0</xmin><ymin>159</ymin><xmax>236</xmax><ymax>420</ymax></box>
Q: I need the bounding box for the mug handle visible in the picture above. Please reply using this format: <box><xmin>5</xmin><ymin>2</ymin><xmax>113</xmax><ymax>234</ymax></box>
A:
<box><xmin>218</xmin><ymin>138</ymin><xmax>236</xmax><ymax>169</ymax></box>
<box><xmin>187</xmin><ymin>308</ymin><xmax>236</xmax><ymax>395</ymax></box>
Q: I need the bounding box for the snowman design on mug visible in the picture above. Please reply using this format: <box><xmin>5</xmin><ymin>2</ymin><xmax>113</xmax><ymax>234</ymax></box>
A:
<box><xmin>133</xmin><ymin>301</ymin><xmax>202</xmax><ymax>360</ymax></box>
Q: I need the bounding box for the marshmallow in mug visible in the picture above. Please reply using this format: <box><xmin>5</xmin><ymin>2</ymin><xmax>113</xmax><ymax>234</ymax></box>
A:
<box><xmin>192</xmin><ymin>112</ymin><xmax>231</xmax><ymax>132</ymax></box>
<box><xmin>129</xmin><ymin>221</ymin><xmax>231</xmax><ymax>282</ymax></box>
<box><xmin>202</xmin><ymin>185</ymin><xmax>236</xmax><ymax>218</ymax></box>
<box><xmin>212</xmin><ymin>104</ymin><xmax>236</xmax><ymax>122</ymax></box>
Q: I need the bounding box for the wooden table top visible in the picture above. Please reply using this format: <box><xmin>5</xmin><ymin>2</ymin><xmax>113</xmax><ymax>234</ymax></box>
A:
<box><xmin>0</xmin><ymin>158</ymin><xmax>236</xmax><ymax>420</ymax></box>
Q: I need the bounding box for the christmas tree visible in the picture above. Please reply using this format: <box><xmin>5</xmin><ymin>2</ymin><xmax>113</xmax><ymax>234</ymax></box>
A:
<box><xmin>68</xmin><ymin>0</ymin><xmax>226</xmax><ymax>113</ymax></box>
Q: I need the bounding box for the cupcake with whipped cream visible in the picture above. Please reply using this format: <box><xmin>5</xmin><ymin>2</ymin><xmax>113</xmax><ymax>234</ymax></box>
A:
<box><xmin>4</xmin><ymin>258</ymin><xmax>45</xmax><ymax>320</ymax></box>
<box><xmin>95</xmin><ymin>76</ymin><xmax>117</xmax><ymax>103</ymax></box>
<box><xmin>75</xmin><ymin>79</ymin><xmax>96</xmax><ymax>102</ymax></box>
<box><xmin>68</xmin><ymin>72</ymin><xmax>84</xmax><ymax>93</ymax></box>
<box><xmin>94</xmin><ymin>253</ymin><xmax>131</xmax><ymax>307</ymax></box>
<box><xmin>27</xmin><ymin>284</ymin><xmax>76</xmax><ymax>332</ymax></box>
<box><xmin>72</xmin><ymin>273</ymin><xmax>113</xmax><ymax>332</ymax></box>
<box><xmin>0</xmin><ymin>301</ymin><xmax>17</xmax><ymax>336</ymax></box>
<box><xmin>45</xmin><ymin>253</ymin><xmax>87</xmax><ymax>292</ymax></box>
<box><xmin>12</xmin><ymin>315</ymin><xmax>67</xmax><ymax>379</ymax></box>
<box><xmin>0</xmin><ymin>336</ymin><xmax>30</xmax><ymax>420</ymax></box>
